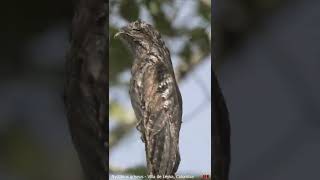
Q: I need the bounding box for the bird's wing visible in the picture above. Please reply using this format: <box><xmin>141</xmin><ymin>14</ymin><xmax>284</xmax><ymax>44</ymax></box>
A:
<box><xmin>141</xmin><ymin>60</ymin><xmax>181</xmax><ymax>175</ymax></box>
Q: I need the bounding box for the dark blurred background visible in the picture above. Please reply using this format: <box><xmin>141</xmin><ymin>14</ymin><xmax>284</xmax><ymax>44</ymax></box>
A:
<box><xmin>214</xmin><ymin>0</ymin><xmax>320</xmax><ymax>179</ymax></box>
<box><xmin>0</xmin><ymin>1</ymin><xmax>83</xmax><ymax>180</ymax></box>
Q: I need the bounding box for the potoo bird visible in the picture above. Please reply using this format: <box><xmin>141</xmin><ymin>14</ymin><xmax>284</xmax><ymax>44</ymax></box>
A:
<box><xmin>115</xmin><ymin>20</ymin><xmax>182</xmax><ymax>176</ymax></box>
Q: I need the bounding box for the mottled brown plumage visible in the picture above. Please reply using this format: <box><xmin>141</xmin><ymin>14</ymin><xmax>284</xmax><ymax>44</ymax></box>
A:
<box><xmin>115</xmin><ymin>20</ymin><xmax>182</xmax><ymax>177</ymax></box>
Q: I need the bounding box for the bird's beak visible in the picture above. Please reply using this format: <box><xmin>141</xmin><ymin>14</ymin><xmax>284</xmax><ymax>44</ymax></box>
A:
<box><xmin>114</xmin><ymin>31</ymin><xmax>124</xmax><ymax>39</ymax></box>
<box><xmin>114</xmin><ymin>26</ymin><xmax>131</xmax><ymax>39</ymax></box>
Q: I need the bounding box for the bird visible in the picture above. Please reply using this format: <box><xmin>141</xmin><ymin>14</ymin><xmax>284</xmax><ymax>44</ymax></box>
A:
<box><xmin>115</xmin><ymin>20</ymin><xmax>183</xmax><ymax>177</ymax></box>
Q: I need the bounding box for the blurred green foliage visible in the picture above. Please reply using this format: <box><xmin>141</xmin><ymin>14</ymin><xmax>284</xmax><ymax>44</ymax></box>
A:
<box><xmin>0</xmin><ymin>124</ymin><xmax>49</xmax><ymax>179</ymax></box>
<box><xmin>109</xmin><ymin>26</ymin><xmax>132</xmax><ymax>85</ymax></box>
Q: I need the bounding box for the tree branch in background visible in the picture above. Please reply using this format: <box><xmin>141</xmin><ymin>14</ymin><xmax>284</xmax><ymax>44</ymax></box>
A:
<box><xmin>213</xmin><ymin>72</ymin><xmax>230</xmax><ymax>180</ymax></box>
<box><xmin>109</xmin><ymin>120</ymin><xmax>135</xmax><ymax>149</ymax></box>
<box><xmin>175</xmin><ymin>49</ymin><xmax>209</xmax><ymax>81</ymax></box>
<box><xmin>63</xmin><ymin>0</ymin><xmax>108</xmax><ymax>179</ymax></box>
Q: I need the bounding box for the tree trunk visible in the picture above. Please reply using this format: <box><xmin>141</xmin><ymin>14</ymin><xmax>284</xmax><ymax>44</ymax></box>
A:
<box><xmin>213</xmin><ymin>72</ymin><xmax>231</xmax><ymax>180</ymax></box>
<box><xmin>63</xmin><ymin>0</ymin><xmax>108</xmax><ymax>179</ymax></box>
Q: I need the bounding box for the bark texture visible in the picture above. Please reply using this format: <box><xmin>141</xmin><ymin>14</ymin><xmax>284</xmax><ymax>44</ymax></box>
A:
<box><xmin>213</xmin><ymin>72</ymin><xmax>231</xmax><ymax>180</ymax></box>
<box><xmin>63</xmin><ymin>0</ymin><xmax>108</xmax><ymax>179</ymax></box>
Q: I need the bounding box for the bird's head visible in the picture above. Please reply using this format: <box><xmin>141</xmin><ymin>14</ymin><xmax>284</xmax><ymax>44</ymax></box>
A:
<box><xmin>114</xmin><ymin>20</ymin><xmax>164</xmax><ymax>56</ymax></box>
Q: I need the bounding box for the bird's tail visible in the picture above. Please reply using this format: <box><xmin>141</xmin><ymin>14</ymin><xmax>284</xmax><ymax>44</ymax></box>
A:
<box><xmin>145</xmin><ymin>121</ymin><xmax>180</xmax><ymax>178</ymax></box>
